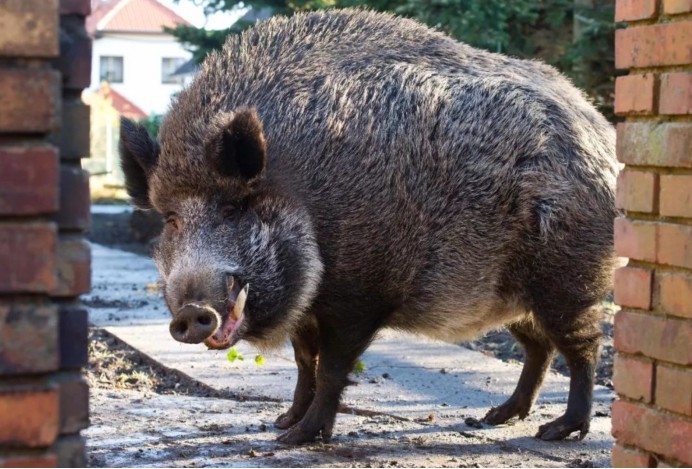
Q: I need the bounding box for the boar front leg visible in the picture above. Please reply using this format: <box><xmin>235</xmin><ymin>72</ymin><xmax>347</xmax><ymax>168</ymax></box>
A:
<box><xmin>277</xmin><ymin>314</ymin><xmax>380</xmax><ymax>445</ymax></box>
<box><xmin>275</xmin><ymin>320</ymin><xmax>320</xmax><ymax>429</ymax></box>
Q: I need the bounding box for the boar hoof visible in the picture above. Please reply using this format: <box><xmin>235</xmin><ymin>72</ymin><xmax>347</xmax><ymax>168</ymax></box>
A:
<box><xmin>483</xmin><ymin>399</ymin><xmax>531</xmax><ymax>425</ymax></box>
<box><xmin>274</xmin><ymin>410</ymin><xmax>302</xmax><ymax>429</ymax></box>
<box><xmin>535</xmin><ymin>415</ymin><xmax>590</xmax><ymax>441</ymax></box>
<box><xmin>277</xmin><ymin>423</ymin><xmax>330</xmax><ymax>445</ymax></box>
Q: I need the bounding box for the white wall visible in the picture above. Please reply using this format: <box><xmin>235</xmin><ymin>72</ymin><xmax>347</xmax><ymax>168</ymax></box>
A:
<box><xmin>90</xmin><ymin>32</ymin><xmax>192</xmax><ymax>115</ymax></box>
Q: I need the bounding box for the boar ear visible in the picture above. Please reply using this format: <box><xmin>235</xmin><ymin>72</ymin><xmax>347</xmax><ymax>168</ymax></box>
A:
<box><xmin>205</xmin><ymin>108</ymin><xmax>267</xmax><ymax>181</ymax></box>
<box><xmin>119</xmin><ymin>117</ymin><xmax>159</xmax><ymax>209</ymax></box>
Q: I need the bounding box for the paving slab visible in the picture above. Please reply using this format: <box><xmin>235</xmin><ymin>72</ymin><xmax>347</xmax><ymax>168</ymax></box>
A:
<box><xmin>85</xmin><ymin>243</ymin><xmax>615</xmax><ymax>467</ymax></box>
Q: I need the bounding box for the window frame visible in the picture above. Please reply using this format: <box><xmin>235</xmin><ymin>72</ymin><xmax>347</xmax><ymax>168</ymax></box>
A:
<box><xmin>161</xmin><ymin>57</ymin><xmax>186</xmax><ymax>85</ymax></box>
<box><xmin>99</xmin><ymin>55</ymin><xmax>124</xmax><ymax>84</ymax></box>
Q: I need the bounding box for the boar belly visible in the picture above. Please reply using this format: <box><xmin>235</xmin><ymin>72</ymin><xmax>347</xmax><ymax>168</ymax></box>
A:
<box><xmin>390</xmin><ymin>296</ymin><xmax>527</xmax><ymax>343</ymax></box>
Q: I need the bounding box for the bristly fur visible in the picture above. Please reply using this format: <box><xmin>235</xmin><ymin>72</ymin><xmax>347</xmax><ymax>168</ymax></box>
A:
<box><xmin>120</xmin><ymin>9</ymin><xmax>619</xmax><ymax>444</ymax></box>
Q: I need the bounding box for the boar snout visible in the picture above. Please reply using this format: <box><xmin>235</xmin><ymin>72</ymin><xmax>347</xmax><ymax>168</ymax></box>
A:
<box><xmin>169</xmin><ymin>304</ymin><xmax>220</xmax><ymax>344</ymax></box>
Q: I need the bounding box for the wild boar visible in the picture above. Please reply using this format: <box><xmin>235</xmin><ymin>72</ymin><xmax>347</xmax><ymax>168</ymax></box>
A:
<box><xmin>119</xmin><ymin>9</ymin><xmax>618</xmax><ymax>445</ymax></box>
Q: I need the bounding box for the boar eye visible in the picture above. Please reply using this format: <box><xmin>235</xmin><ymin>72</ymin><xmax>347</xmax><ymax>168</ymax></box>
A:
<box><xmin>165</xmin><ymin>213</ymin><xmax>181</xmax><ymax>231</ymax></box>
<box><xmin>221</xmin><ymin>204</ymin><xmax>238</xmax><ymax>219</ymax></box>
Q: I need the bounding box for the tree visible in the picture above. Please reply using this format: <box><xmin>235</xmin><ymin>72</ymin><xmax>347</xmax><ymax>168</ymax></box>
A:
<box><xmin>138</xmin><ymin>113</ymin><xmax>164</xmax><ymax>138</ymax></box>
<box><xmin>167</xmin><ymin>0</ymin><xmax>616</xmax><ymax>119</ymax></box>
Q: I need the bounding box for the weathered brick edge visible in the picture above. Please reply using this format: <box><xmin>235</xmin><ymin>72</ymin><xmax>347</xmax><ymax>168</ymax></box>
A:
<box><xmin>0</xmin><ymin>0</ymin><xmax>92</xmax><ymax>466</ymax></box>
<box><xmin>613</xmin><ymin>1</ymin><xmax>692</xmax><ymax>467</ymax></box>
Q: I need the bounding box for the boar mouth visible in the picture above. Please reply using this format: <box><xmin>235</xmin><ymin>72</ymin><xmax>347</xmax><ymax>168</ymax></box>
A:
<box><xmin>204</xmin><ymin>278</ymin><xmax>249</xmax><ymax>350</ymax></box>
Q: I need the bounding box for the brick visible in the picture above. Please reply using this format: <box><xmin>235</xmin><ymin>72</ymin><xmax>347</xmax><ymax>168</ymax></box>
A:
<box><xmin>660</xmin><ymin>174</ymin><xmax>692</xmax><ymax>218</ymax></box>
<box><xmin>612</xmin><ymin>444</ymin><xmax>654</xmax><ymax>468</ymax></box>
<box><xmin>659</xmin><ymin>272</ymin><xmax>692</xmax><ymax>319</ymax></box>
<box><xmin>612</xmin><ymin>400</ymin><xmax>692</xmax><ymax>465</ymax></box>
<box><xmin>55</xmin><ymin>165</ymin><xmax>91</xmax><ymax>231</ymax></box>
<box><xmin>663</xmin><ymin>124</ymin><xmax>692</xmax><ymax>168</ymax></box>
<box><xmin>615</xmin><ymin>0</ymin><xmax>657</xmax><ymax>21</ymax></box>
<box><xmin>0</xmin><ymin>146</ymin><xmax>59</xmax><ymax>215</ymax></box>
<box><xmin>0</xmin><ymin>0</ymin><xmax>59</xmax><ymax>57</ymax></box>
<box><xmin>616</xmin><ymin>169</ymin><xmax>657</xmax><ymax>213</ymax></box>
<box><xmin>613</xmin><ymin>354</ymin><xmax>653</xmax><ymax>402</ymax></box>
<box><xmin>664</xmin><ymin>0</ymin><xmax>692</xmax><ymax>14</ymax></box>
<box><xmin>617</xmin><ymin>123</ymin><xmax>692</xmax><ymax>168</ymax></box>
<box><xmin>0</xmin><ymin>302</ymin><xmax>59</xmax><ymax>375</ymax></box>
<box><xmin>58</xmin><ymin>307</ymin><xmax>88</xmax><ymax>369</ymax></box>
<box><xmin>660</xmin><ymin>72</ymin><xmax>692</xmax><ymax>115</ymax></box>
<box><xmin>616</xmin><ymin>22</ymin><xmax>692</xmax><ymax>69</ymax></box>
<box><xmin>614</xmin><ymin>266</ymin><xmax>653</xmax><ymax>309</ymax></box>
<box><xmin>614</xmin><ymin>217</ymin><xmax>657</xmax><ymax>262</ymax></box>
<box><xmin>0</xmin><ymin>223</ymin><xmax>57</xmax><ymax>293</ymax></box>
<box><xmin>60</xmin><ymin>0</ymin><xmax>91</xmax><ymax>15</ymax></box>
<box><xmin>615</xmin><ymin>310</ymin><xmax>692</xmax><ymax>365</ymax></box>
<box><xmin>615</xmin><ymin>74</ymin><xmax>655</xmax><ymax>114</ymax></box>
<box><xmin>51</xmin><ymin>237</ymin><xmax>90</xmax><ymax>297</ymax></box>
<box><xmin>657</xmin><ymin>222</ymin><xmax>692</xmax><ymax>269</ymax></box>
<box><xmin>657</xmin><ymin>365</ymin><xmax>692</xmax><ymax>416</ymax></box>
<box><xmin>51</xmin><ymin>100</ymin><xmax>90</xmax><ymax>160</ymax></box>
<box><xmin>0</xmin><ymin>387</ymin><xmax>59</xmax><ymax>447</ymax></box>
<box><xmin>52</xmin><ymin>435</ymin><xmax>86</xmax><ymax>468</ymax></box>
<box><xmin>55</xmin><ymin>15</ymin><xmax>92</xmax><ymax>91</ymax></box>
<box><xmin>0</xmin><ymin>454</ymin><xmax>57</xmax><ymax>468</ymax></box>
<box><xmin>52</xmin><ymin>373</ymin><xmax>89</xmax><ymax>433</ymax></box>
<box><xmin>0</xmin><ymin>70</ymin><xmax>60</xmax><ymax>133</ymax></box>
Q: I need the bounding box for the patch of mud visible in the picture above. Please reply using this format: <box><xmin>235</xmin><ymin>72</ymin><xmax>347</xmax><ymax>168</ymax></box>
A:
<box><xmin>88</xmin><ymin>211</ymin><xmax>158</xmax><ymax>256</ymax></box>
<box><xmin>84</xmin><ymin>297</ymin><xmax>151</xmax><ymax>309</ymax></box>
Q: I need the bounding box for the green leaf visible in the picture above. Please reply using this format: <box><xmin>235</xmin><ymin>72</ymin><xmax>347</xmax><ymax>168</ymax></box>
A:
<box><xmin>227</xmin><ymin>347</ymin><xmax>244</xmax><ymax>362</ymax></box>
<box><xmin>353</xmin><ymin>359</ymin><xmax>366</xmax><ymax>376</ymax></box>
<box><xmin>254</xmin><ymin>355</ymin><xmax>266</xmax><ymax>366</ymax></box>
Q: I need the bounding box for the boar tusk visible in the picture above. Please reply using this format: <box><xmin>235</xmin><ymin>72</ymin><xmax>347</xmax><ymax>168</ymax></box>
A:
<box><xmin>232</xmin><ymin>284</ymin><xmax>249</xmax><ymax>321</ymax></box>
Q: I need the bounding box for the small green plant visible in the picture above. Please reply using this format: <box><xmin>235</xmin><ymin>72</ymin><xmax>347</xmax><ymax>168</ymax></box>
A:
<box><xmin>353</xmin><ymin>359</ymin><xmax>366</xmax><ymax>376</ymax></box>
<box><xmin>226</xmin><ymin>347</ymin><xmax>266</xmax><ymax>366</ymax></box>
<box><xmin>226</xmin><ymin>347</ymin><xmax>244</xmax><ymax>362</ymax></box>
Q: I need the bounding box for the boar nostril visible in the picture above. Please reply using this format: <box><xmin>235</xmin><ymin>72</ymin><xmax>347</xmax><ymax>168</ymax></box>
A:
<box><xmin>197</xmin><ymin>314</ymin><xmax>212</xmax><ymax>326</ymax></box>
<box><xmin>172</xmin><ymin>320</ymin><xmax>188</xmax><ymax>336</ymax></box>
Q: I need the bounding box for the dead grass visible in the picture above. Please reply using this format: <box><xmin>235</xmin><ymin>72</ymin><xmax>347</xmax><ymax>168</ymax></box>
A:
<box><xmin>87</xmin><ymin>328</ymin><xmax>237</xmax><ymax>398</ymax></box>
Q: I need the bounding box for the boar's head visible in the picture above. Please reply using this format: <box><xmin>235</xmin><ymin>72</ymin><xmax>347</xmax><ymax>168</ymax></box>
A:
<box><xmin>119</xmin><ymin>108</ymin><xmax>322</xmax><ymax>350</ymax></box>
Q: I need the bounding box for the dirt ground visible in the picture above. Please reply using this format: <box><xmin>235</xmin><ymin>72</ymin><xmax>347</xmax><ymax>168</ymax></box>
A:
<box><xmin>88</xmin><ymin>209</ymin><xmax>617</xmax><ymax>391</ymax></box>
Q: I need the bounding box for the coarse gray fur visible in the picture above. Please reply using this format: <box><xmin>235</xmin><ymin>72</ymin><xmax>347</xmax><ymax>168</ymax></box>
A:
<box><xmin>120</xmin><ymin>9</ymin><xmax>618</xmax><ymax>445</ymax></box>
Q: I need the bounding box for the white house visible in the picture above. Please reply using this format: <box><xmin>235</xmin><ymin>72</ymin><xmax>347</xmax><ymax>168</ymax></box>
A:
<box><xmin>86</xmin><ymin>0</ymin><xmax>193</xmax><ymax>115</ymax></box>
<box><xmin>84</xmin><ymin>0</ymin><xmax>193</xmax><ymax>187</ymax></box>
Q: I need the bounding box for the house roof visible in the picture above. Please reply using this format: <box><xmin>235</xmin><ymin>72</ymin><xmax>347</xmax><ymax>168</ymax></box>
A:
<box><xmin>87</xmin><ymin>0</ymin><xmax>191</xmax><ymax>36</ymax></box>
<box><xmin>94</xmin><ymin>82</ymin><xmax>148</xmax><ymax>119</ymax></box>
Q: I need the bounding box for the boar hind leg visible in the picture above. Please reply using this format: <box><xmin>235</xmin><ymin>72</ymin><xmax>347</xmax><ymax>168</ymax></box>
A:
<box><xmin>535</xmin><ymin>307</ymin><xmax>601</xmax><ymax>441</ymax></box>
<box><xmin>275</xmin><ymin>321</ymin><xmax>320</xmax><ymax>429</ymax></box>
<box><xmin>277</xmin><ymin>316</ymin><xmax>380</xmax><ymax>445</ymax></box>
<box><xmin>484</xmin><ymin>320</ymin><xmax>555</xmax><ymax>425</ymax></box>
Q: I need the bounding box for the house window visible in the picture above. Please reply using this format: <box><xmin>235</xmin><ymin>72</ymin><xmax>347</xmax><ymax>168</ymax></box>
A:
<box><xmin>99</xmin><ymin>56</ymin><xmax>124</xmax><ymax>83</ymax></box>
<box><xmin>162</xmin><ymin>57</ymin><xmax>186</xmax><ymax>84</ymax></box>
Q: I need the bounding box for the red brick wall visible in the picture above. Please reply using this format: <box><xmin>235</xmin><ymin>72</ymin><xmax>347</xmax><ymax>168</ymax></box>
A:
<box><xmin>612</xmin><ymin>1</ymin><xmax>692</xmax><ymax>467</ymax></box>
<box><xmin>0</xmin><ymin>0</ymin><xmax>92</xmax><ymax>466</ymax></box>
